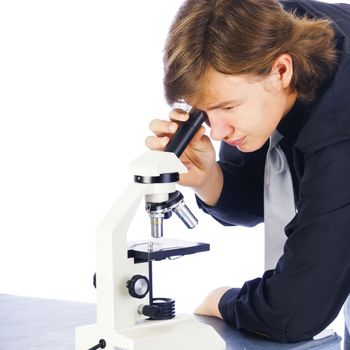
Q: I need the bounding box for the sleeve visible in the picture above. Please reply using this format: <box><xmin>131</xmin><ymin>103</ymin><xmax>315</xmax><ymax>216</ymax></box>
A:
<box><xmin>218</xmin><ymin>139</ymin><xmax>350</xmax><ymax>342</ymax></box>
<box><xmin>196</xmin><ymin>141</ymin><xmax>268</xmax><ymax>227</ymax></box>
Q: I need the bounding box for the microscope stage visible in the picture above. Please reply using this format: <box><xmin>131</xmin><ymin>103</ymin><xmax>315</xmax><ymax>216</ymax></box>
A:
<box><xmin>128</xmin><ymin>238</ymin><xmax>210</xmax><ymax>263</ymax></box>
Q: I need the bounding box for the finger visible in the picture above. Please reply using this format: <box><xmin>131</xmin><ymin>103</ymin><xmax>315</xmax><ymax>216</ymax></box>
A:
<box><xmin>169</xmin><ymin>109</ymin><xmax>189</xmax><ymax>122</ymax></box>
<box><xmin>148</xmin><ymin>119</ymin><xmax>179</xmax><ymax>136</ymax></box>
<box><xmin>190</xmin><ymin>125</ymin><xmax>207</xmax><ymax>144</ymax></box>
<box><xmin>145</xmin><ymin>135</ymin><xmax>169</xmax><ymax>150</ymax></box>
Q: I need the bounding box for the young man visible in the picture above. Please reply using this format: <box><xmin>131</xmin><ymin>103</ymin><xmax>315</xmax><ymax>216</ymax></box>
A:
<box><xmin>146</xmin><ymin>0</ymin><xmax>350</xmax><ymax>343</ymax></box>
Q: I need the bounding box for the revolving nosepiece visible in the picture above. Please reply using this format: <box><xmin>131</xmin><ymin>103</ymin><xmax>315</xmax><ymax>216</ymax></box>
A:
<box><xmin>146</xmin><ymin>191</ymin><xmax>198</xmax><ymax>238</ymax></box>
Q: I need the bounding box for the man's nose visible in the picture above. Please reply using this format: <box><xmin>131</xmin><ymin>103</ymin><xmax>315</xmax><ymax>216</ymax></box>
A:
<box><xmin>209</xmin><ymin>117</ymin><xmax>234</xmax><ymax>141</ymax></box>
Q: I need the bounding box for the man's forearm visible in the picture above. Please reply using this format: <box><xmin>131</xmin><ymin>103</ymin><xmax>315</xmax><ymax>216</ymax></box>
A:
<box><xmin>194</xmin><ymin>287</ymin><xmax>232</xmax><ymax>318</ymax></box>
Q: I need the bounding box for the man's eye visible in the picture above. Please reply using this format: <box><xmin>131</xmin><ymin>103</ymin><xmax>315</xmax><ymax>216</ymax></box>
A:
<box><xmin>224</xmin><ymin>106</ymin><xmax>234</xmax><ymax>110</ymax></box>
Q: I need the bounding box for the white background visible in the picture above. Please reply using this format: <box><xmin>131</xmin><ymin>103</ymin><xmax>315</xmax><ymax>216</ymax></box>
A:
<box><xmin>0</xmin><ymin>0</ymin><xmax>348</xmax><ymax>338</ymax></box>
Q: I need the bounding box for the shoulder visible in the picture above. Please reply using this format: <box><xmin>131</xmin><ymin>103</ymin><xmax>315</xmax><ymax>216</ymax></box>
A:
<box><xmin>285</xmin><ymin>0</ymin><xmax>350</xmax><ymax>154</ymax></box>
<box><xmin>295</xmin><ymin>52</ymin><xmax>350</xmax><ymax>155</ymax></box>
<box><xmin>281</xmin><ymin>0</ymin><xmax>350</xmax><ymax>50</ymax></box>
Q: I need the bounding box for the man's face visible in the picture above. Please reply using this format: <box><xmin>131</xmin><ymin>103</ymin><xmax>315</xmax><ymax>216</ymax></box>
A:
<box><xmin>193</xmin><ymin>66</ymin><xmax>296</xmax><ymax>153</ymax></box>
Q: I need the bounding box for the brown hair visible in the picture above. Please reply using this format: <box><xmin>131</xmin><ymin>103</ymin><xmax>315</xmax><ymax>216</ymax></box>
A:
<box><xmin>163</xmin><ymin>0</ymin><xmax>338</xmax><ymax>105</ymax></box>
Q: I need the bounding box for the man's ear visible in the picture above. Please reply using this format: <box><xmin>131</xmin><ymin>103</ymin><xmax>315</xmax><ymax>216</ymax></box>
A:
<box><xmin>271</xmin><ymin>54</ymin><xmax>294</xmax><ymax>89</ymax></box>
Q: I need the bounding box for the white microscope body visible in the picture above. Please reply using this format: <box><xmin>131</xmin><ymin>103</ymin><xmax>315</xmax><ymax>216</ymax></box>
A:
<box><xmin>75</xmin><ymin>148</ymin><xmax>226</xmax><ymax>349</ymax></box>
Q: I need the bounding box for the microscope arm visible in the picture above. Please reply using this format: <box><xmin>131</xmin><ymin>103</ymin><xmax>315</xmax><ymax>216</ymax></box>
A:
<box><xmin>95</xmin><ymin>181</ymin><xmax>177</xmax><ymax>330</ymax></box>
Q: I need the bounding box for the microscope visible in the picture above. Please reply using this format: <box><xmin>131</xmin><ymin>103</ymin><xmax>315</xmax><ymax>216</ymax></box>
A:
<box><xmin>75</xmin><ymin>109</ymin><xmax>226</xmax><ymax>350</ymax></box>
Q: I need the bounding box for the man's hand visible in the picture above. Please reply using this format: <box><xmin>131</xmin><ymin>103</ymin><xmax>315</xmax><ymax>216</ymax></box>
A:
<box><xmin>145</xmin><ymin>109</ymin><xmax>223</xmax><ymax>206</ymax></box>
<box><xmin>194</xmin><ymin>287</ymin><xmax>232</xmax><ymax>318</ymax></box>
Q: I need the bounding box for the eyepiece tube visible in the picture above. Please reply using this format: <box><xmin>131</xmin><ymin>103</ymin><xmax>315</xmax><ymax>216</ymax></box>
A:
<box><xmin>165</xmin><ymin>109</ymin><xmax>206</xmax><ymax>157</ymax></box>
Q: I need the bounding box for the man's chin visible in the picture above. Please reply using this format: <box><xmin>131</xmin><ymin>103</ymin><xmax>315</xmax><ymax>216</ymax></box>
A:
<box><xmin>238</xmin><ymin>141</ymin><xmax>265</xmax><ymax>153</ymax></box>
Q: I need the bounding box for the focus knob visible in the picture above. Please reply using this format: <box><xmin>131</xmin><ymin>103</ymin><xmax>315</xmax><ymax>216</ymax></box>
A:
<box><xmin>126</xmin><ymin>275</ymin><xmax>150</xmax><ymax>299</ymax></box>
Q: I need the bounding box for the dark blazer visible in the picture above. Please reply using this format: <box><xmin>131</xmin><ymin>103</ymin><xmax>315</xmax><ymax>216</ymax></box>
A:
<box><xmin>197</xmin><ymin>0</ymin><xmax>350</xmax><ymax>342</ymax></box>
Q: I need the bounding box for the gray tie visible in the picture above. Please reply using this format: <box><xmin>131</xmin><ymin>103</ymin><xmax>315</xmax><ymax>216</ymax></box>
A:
<box><xmin>264</xmin><ymin>130</ymin><xmax>296</xmax><ymax>271</ymax></box>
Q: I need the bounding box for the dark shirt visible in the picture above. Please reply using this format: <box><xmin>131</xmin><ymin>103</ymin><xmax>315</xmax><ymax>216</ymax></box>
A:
<box><xmin>196</xmin><ymin>0</ymin><xmax>350</xmax><ymax>343</ymax></box>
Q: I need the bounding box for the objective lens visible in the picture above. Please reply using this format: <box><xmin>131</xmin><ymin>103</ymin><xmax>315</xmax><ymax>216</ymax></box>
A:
<box><xmin>150</xmin><ymin>215</ymin><xmax>163</xmax><ymax>238</ymax></box>
<box><xmin>174</xmin><ymin>202</ymin><xmax>198</xmax><ymax>229</ymax></box>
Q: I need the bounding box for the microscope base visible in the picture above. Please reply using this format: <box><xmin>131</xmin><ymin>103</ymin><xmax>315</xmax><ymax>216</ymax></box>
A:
<box><xmin>75</xmin><ymin>314</ymin><xmax>226</xmax><ymax>350</ymax></box>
